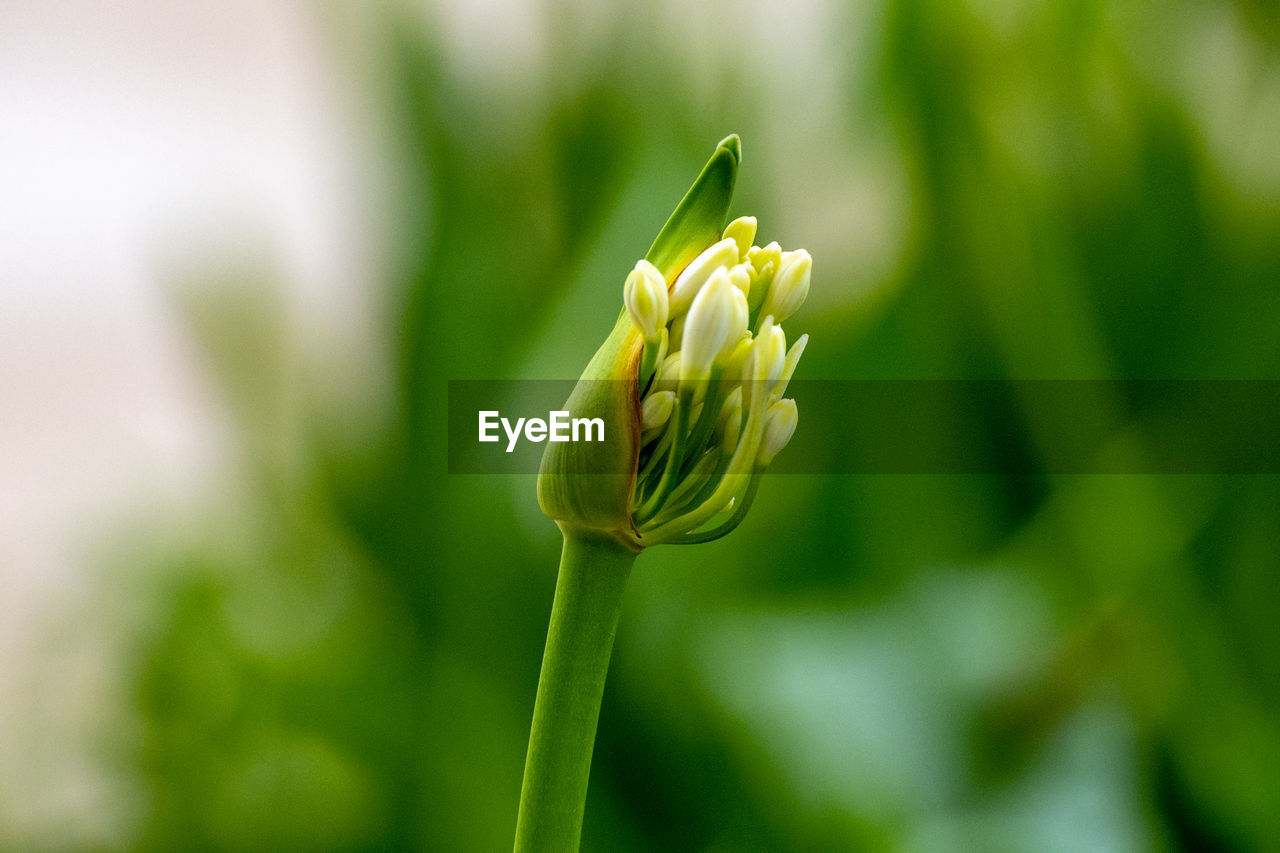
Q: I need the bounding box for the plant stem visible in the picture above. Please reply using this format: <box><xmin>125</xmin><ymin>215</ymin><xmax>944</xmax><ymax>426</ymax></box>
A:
<box><xmin>514</xmin><ymin>528</ymin><xmax>637</xmax><ymax>852</ymax></box>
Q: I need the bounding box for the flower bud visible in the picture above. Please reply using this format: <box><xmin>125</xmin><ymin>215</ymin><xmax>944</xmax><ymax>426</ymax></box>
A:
<box><xmin>721</xmin><ymin>285</ymin><xmax>750</xmax><ymax>361</ymax></box>
<box><xmin>680</xmin><ymin>268</ymin><xmax>738</xmax><ymax>384</ymax></box>
<box><xmin>747</xmin><ymin>241</ymin><xmax>782</xmax><ymax>278</ymax></box>
<box><xmin>722</xmin><ymin>334</ymin><xmax>753</xmax><ymax>379</ymax></box>
<box><xmin>722</xmin><ymin>216</ymin><xmax>757</xmax><ymax>260</ymax></box>
<box><xmin>728</xmin><ymin>264</ymin><xmax>752</xmax><ymax>298</ymax></box>
<box><xmin>653</xmin><ymin>351</ymin><xmax>681</xmax><ymax>393</ymax></box>
<box><xmin>670</xmin><ymin>238</ymin><xmax>739</xmax><ymax>316</ymax></box>
<box><xmin>748</xmin><ymin>320</ymin><xmax>787</xmax><ymax>387</ymax></box>
<box><xmin>718</xmin><ymin>386</ymin><xmax>744</xmax><ymax>449</ymax></box>
<box><xmin>667</xmin><ymin>312</ymin><xmax>685</xmax><ymax>352</ymax></box>
<box><xmin>746</xmin><ymin>241</ymin><xmax>782</xmax><ymax>314</ymax></box>
<box><xmin>624</xmin><ymin>259</ymin><xmax>668</xmax><ymax>342</ymax></box>
<box><xmin>760</xmin><ymin>249</ymin><xmax>811</xmax><ymax>324</ymax></box>
<box><xmin>641</xmin><ymin>390</ymin><xmax>675</xmax><ymax>431</ymax></box>
<box><xmin>773</xmin><ymin>333</ymin><xmax>807</xmax><ymax>400</ymax></box>
<box><xmin>758</xmin><ymin>398</ymin><xmax>798</xmax><ymax>466</ymax></box>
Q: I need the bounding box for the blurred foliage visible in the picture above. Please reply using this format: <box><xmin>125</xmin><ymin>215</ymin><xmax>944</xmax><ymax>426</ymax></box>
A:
<box><xmin>114</xmin><ymin>1</ymin><xmax>1280</xmax><ymax>851</ymax></box>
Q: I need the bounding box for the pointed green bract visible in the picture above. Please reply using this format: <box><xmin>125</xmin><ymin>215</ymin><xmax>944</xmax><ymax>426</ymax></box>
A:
<box><xmin>536</xmin><ymin>311</ymin><xmax>642</xmax><ymax>549</ymax></box>
<box><xmin>645</xmin><ymin>134</ymin><xmax>741</xmax><ymax>279</ymax></box>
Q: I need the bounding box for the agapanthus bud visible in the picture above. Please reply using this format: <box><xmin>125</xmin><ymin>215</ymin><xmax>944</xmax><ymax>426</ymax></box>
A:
<box><xmin>721</xmin><ymin>286</ymin><xmax>750</xmax><ymax>361</ymax></box>
<box><xmin>641</xmin><ymin>390</ymin><xmax>675</xmax><ymax>431</ymax></box>
<box><xmin>680</xmin><ymin>268</ymin><xmax>739</xmax><ymax>383</ymax></box>
<box><xmin>667</xmin><ymin>312</ymin><xmax>686</xmax><ymax>352</ymax></box>
<box><xmin>722</xmin><ymin>336</ymin><xmax>753</xmax><ymax>378</ymax></box>
<box><xmin>747</xmin><ymin>241</ymin><xmax>782</xmax><ymax>278</ymax></box>
<box><xmin>670</xmin><ymin>238</ymin><xmax>739</xmax><ymax>316</ymax></box>
<box><xmin>624</xmin><ymin>259</ymin><xmax>668</xmax><ymax>341</ymax></box>
<box><xmin>748</xmin><ymin>320</ymin><xmax>787</xmax><ymax>387</ymax></box>
<box><xmin>773</xmin><ymin>333</ymin><xmax>808</xmax><ymax>400</ymax></box>
<box><xmin>653</xmin><ymin>351</ymin><xmax>681</xmax><ymax>393</ymax></box>
<box><xmin>718</xmin><ymin>387</ymin><xmax>744</xmax><ymax>449</ymax></box>
<box><xmin>722</xmin><ymin>216</ymin><xmax>757</xmax><ymax>260</ymax></box>
<box><xmin>539</xmin><ymin>134</ymin><xmax>811</xmax><ymax>552</ymax></box>
<box><xmin>746</xmin><ymin>241</ymin><xmax>781</xmax><ymax>313</ymax></box>
<box><xmin>760</xmin><ymin>249</ymin><xmax>811</xmax><ymax>324</ymax></box>
<box><xmin>758</xmin><ymin>398</ymin><xmax>798</xmax><ymax>466</ymax></box>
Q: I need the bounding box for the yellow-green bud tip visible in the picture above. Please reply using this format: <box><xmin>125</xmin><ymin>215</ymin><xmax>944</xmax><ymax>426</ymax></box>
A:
<box><xmin>723</xmin><ymin>216</ymin><xmax>757</xmax><ymax>260</ymax></box>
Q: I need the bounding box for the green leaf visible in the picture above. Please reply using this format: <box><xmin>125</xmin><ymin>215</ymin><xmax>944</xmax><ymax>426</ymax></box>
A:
<box><xmin>644</xmin><ymin>134</ymin><xmax>741</xmax><ymax>279</ymax></box>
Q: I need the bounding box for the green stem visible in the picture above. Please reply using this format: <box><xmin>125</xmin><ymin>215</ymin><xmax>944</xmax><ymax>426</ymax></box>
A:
<box><xmin>514</xmin><ymin>528</ymin><xmax>637</xmax><ymax>852</ymax></box>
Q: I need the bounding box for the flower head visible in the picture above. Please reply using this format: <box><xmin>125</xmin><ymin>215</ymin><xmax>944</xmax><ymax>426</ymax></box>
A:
<box><xmin>538</xmin><ymin>135</ymin><xmax>810</xmax><ymax>549</ymax></box>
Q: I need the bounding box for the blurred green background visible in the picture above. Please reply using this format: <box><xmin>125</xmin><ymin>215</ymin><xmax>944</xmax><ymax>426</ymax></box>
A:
<box><xmin>5</xmin><ymin>1</ymin><xmax>1280</xmax><ymax>850</ymax></box>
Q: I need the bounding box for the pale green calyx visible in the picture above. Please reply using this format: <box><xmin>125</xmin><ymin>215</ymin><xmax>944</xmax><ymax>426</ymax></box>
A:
<box><xmin>537</xmin><ymin>134</ymin><xmax>811</xmax><ymax>550</ymax></box>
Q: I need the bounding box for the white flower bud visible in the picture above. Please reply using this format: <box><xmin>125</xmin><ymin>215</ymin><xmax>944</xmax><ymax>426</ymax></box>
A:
<box><xmin>722</xmin><ymin>216</ymin><xmax>757</xmax><ymax>260</ymax></box>
<box><xmin>728</xmin><ymin>264</ymin><xmax>752</xmax><ymax>298</ymax></box>
<box><xmin>667</xmin><ymin>312</ymin><xmax>685</xmax><ymax>352</ymax></box>
<box><xmin>758</xmin><ymin>398</ymin><xmax>798</xmax><ymax>466</ymax></box>
<box><xmin>772</xmin><ymin>333</ymin><xmax>807</xmax><ymax>400</ymax></box>
<box><xmin>670</xmin><ymin>238</ymin><xmax>739</xmax><ymax>316</ymax></box>
<box><xmin>721</xmin><ymin>285</ymin><xmax>750</xmax><ymax>361</ymax></box>
<box><xmin>641</xmin><ymin>390</ymin><xmax>675</xmax><ymax>431</ymax></box>
<box><xmin>653</xmin><ymin>351</ymin><xmax>681</xmax><ymax>393</ymax></box>
<box><xmin>749</xmin><ymin>320</ymin><xmax>787</xmax><ymax>387</ymax></box>
<box><xmin>655</xmin><ymin>326</ymin><xmax>670</xmax><ymax>365</ymax></box>
<box><xmin>747</xmin><ymin>241</ymin><xmax>781</xmax><ymax>279</ymax></box>
<box><xmin>624</xmin><ymin>259</ymin><xmax>668</xmax><ymax>342</ymax></box>
<box><xmin>760</xmin><ymin>249</ymin><xmax>811</xmax><ymax>324</ymax></box>
<box><xmin>722</xmin><ymin>335</ymin><xmax>753</xmax><ymax>379</ymax></box>
<box><xmin>680</xmin><ymin>268</ymin><xmax>738</xmax><ymax>384</ymax></box>
<box><xmin>718</xmin><ymin>386</ymin><xmax>744</xmax><ymax>449</ymax></box>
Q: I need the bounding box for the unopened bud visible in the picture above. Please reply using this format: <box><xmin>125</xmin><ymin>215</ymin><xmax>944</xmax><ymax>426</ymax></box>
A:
<box><xmin>760</xmin><ymin>249</ymin><xmax>811</xmax><ymax>324</ymax></box>
<box><xmin>773</xmin><ymin>333</ymin><xmax>808</xmax><ymax>399</ymax></box>
<box><xmin>723</xmin><ymin>216</ymin><xmax>757</xmax><ymax>260</ymax></box>
<box><xmin>718</xmin><ymin>387</ymin><xmax>744</xmax><ymax>449</ymax></box>
<box><xmin>653</xmin><ymin>351</ymin><xmax>682</xmax><ymax>393</ymax></box>
<box><xmin>670</xmin><ymin>238</ymin><xmax>739</xmax><ymax>316</ymax></box>
<box><xmin>680</xmin><ymin>268</ymin><xmax>738</xmax><ymax>384</ymax></box>
<box><xmin>758</xmin><ymin>398</ymin><xmax>798</xmax><ymax>466</ymax></box>
<box><xmin>721</xmin><ymin>286</ymin><xmax>750</xmax><ymax>361</ymax></box>
<box><xmin>746</xmin><ymin>261</ymin><xmax>773</xmax><ymax>314</ymax></box>
<box><xmin>747</xmin><ymin>241</ymin><xmax>782</xmax><ymax>278</ymax></box>
<box><xmin>641</xmin><ymin>390</ymin><xmax>675</xmax><ymax>431</ymax></box>
<box><xmin>722</xmin><ymin>335</ymin><xmax>753</xmax><ymax>379</ymax></box>
<box><xmin>624</xmin><ymin>259</ymin><xmax>668</xmax><ymax>341</ymax></box>
<box><xmin>749</xmin><ymin>320</ymin><xmax>787</xmax><ymax>387</ymax></box>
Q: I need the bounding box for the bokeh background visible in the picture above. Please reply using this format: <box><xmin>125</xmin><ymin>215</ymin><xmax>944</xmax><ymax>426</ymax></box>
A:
<box><xmin>3</xmin><ymin>1</ymin><xmax>1280</xmax><ymax>850</ymax></box>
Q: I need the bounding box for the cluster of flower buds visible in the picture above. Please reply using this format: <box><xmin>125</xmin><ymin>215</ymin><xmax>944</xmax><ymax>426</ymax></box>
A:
<box><xmin>623</xmin><ymin>216</ymin><xmax>810</xmax><ymax>545</ymax></box>
<box><xmin>537</xmin><ymin>135</ymin><xmax>810</xmax><ymax>551</ymax></box>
